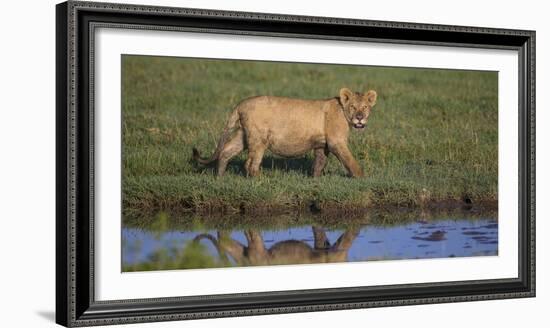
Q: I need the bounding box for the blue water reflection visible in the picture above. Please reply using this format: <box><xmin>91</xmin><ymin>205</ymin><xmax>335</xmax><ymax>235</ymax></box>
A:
<box><xmin>123</xmin><ymin>217</ymin><xmax>497</xmax><ymax>270</ymax></box>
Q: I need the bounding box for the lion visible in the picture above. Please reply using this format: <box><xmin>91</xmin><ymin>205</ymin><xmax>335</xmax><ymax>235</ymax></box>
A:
<box><xmin>192</xmin><ymin>88</ymin><xmax>377</xmax><ymax>177</ymax></box>
<box><xmin>193</xmin><ymin>226</ymin><xmax>360</xmax><ymax>266</ymax></box>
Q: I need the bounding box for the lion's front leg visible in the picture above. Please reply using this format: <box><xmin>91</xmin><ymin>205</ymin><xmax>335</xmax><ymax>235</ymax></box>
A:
<box><xmin>312</xmin><ymin>148</ymin><xmax>329</xmax><ymax>177</ymax></box>
<box><xmin>329</xmin><ymin>143</ymin><xmax>363</xmax><ymax>177</ymax></box>
<box><xmin>312</xmin><ymin>226</ymin><xmax>330</xmax><ymax>249</ymax></box>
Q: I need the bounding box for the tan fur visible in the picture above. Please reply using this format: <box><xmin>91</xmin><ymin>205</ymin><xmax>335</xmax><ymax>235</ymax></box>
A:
<box><xmin>193</xmin><ymin>88</ymin><xmax>377</xmax><ymax>177</ymax></box>
<box><xmin>194</xmin><ymin>227</ymin><xmax>359</xmax><ymax>266</ymax></box>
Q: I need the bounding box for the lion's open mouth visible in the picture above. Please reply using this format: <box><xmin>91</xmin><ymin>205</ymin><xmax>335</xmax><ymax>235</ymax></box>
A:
<box><xmin>354</xmin><ymin>123</ymin><xmax>365</xmax><ymax>129</ymax></box>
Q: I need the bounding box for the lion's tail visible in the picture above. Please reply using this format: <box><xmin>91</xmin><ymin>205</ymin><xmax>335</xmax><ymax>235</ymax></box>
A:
<box><xmin>192</xmin><ymin>109</ymin><xmax>240</xmax><ymax>165</ymax></box>
<box><xmin>193</xmin><ymin>233</ymin><xmax>231</xmax><ymax>263</ymax></box>
<box><xmin>193</xmin><ymin>233</ymin><xmax>219</xmax><ymax>246</ymax></box>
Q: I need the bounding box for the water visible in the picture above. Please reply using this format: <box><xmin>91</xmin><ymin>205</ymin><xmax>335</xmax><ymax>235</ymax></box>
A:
<box><xmin>122</xmin><ymin>214</ymin><xmax>498</xmax><ymax>271</ymax></box>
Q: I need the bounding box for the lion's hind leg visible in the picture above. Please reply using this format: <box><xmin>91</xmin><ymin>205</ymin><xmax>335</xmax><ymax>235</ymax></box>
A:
<box><xmin>217</xmin><ymin>129</ymin><xmax>245</xmax><ymax>176</ymax></box>
<box><xmin>245</xmin><ymin>144</ymin><xmax>266</xmax><ymax>177</ymax></box>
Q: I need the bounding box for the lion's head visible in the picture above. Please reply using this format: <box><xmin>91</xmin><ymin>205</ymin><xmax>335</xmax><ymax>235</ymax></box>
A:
<box><xmin>339</xmin><ymin>88</ymin><xmax>377</xmax><ymax>130</ymax></box>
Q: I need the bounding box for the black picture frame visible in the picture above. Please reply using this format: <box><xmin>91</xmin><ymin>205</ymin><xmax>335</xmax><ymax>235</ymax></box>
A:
<box><xmin>56</xmin><ymin>1</ymin><xmax>536</xmax><ymax>326</ymax></box>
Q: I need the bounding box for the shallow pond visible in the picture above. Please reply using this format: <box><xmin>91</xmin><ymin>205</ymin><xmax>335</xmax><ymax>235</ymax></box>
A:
<box><xmin>122</xmin><ymin>214</ymin><xmax>498</xmax><ymax>271</ymax></box>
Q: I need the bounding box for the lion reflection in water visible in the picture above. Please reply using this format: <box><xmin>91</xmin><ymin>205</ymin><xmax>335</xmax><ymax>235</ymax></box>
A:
<box><xmin>193</xmin><ymin>227</ymin><xmax>359</xmax><ymax>266</ymax></box>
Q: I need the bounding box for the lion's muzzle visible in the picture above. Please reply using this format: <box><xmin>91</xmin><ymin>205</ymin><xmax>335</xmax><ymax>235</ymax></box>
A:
<box><xmin>352</xmin><ymin>117</ymin><xmax>367</xmax><ymax>129</ymax></box>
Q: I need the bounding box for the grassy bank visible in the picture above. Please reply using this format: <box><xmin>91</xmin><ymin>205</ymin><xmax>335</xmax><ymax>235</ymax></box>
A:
<box><xmin>122</xmin><ymin>56</ymin><xmax>498</xmax><ymax>214</ymax></box>
<box><xmin>123</xmin><ymin>208</ymin><xmax>499</xmax><ymax>232</ymax></box>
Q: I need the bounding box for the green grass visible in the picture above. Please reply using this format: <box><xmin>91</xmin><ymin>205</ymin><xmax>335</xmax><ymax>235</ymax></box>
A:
<box><xmin>123</xmin><ymin>239</ymin><xmax>223</xmax><ymax>272</ymax></box>
<box><xmin>123</xmin><ymin>208</ymin><xmax>498</xmax><ymax>232</ymax></box>
<box><xmin>122</xmin><ymin>55</ymin><xmax>498</xmax><ymax>214</ymax></box>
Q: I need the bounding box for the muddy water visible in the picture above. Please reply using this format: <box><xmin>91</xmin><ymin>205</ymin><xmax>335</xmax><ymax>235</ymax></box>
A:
<box><xmin>122</xmin><ymin>215</ymin><xmax>498</xmax><ymax>271</ymax></box>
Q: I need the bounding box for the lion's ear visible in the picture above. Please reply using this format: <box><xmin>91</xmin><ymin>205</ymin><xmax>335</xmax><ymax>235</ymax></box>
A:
<box><xmin>365</xmin><ymin>90</ymin><xmax>377</xmax><ymax>107</ymax></box>
<box><xmin>339</xmin><ymin>88</ymin><xmax>353</xmax><ymax>106</ymax></box>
